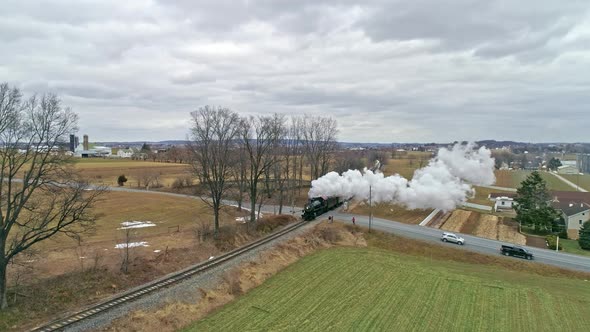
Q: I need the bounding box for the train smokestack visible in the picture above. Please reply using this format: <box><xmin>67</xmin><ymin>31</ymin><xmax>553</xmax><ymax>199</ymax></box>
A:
<box><xmin>83</xmin><ymin>135</ymin><xmax>89</xmax><ymax>150</ymax></box>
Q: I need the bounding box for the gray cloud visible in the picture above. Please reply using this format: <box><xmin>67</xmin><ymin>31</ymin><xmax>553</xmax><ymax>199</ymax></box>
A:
<box><xmin>1</xmin><ymin>0</ymin><xmax>589</xmax><ymax>143</ymax></box>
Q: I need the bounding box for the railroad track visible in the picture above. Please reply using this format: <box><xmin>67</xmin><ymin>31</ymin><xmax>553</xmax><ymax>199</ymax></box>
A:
<box><xmin>31</xmin><ymin>219</ymin><xmax>310</xmax><ymax>332</ymax></box>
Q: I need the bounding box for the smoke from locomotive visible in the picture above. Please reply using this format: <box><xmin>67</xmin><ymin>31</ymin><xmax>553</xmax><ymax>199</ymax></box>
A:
<box><xmin>308</xmin><ymin>143</ymin><xmax>495</xmax><ymax>212</ymax></box>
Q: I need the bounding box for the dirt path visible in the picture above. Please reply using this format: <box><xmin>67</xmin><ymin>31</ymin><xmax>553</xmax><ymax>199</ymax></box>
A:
<box><xmin>526</xmin><ymin>235</ymin><xmax>547</xmax><ymax>249</ymax></box>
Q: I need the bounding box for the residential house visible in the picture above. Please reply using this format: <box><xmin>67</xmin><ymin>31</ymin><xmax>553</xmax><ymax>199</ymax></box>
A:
<box><xmin>489</xmin><ymin>191</ymin><xmax>590</xmax><ymax>237</ymax></box>
<box><xmin>117</xmin><ymin>148</ymin><xmax>134</xmax><ymax>158</ymax></box>
<box><xmin>553</xmin><ymin>201</ymin><xmax>590</xmax><ymax>239</ymax></box>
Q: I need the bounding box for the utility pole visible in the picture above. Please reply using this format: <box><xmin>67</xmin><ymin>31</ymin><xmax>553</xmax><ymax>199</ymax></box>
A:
<box><xmin>556</xmin><ymin>236</ymin><xmax>559</xmax><ymax>252</ymax></box>
<box><xmin>369</xmin><ymin>185</ymin><xmax>373</xmax><ymax>233</ymax></box>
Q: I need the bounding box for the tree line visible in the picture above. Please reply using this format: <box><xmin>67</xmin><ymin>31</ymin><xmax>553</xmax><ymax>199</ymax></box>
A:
<box><xmin>188</xmin><ymin>106</ymin><xmax>338</xmax><ymax>237</ymax></box>
<box><xmin>0</xmin><ymin>83</ymin><xmax>343</xmax><ymax>310</ymax></box>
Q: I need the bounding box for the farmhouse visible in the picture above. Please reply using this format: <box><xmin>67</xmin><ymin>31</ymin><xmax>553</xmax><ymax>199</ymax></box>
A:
<box><xmin>553</xmin><ymin>201</ymin><xmax>590</xmax><ymax>239</ymax></box>
<box><xmin>117</xmin><ymin>148</ymin><xmax>134</xmax><ymax>158</ymax></box>
<box><xmin>488</xmin><ymin>191</ymin><xmax>590</xmax><ymax>238</ymax></box>
<box><xmin>550</xmin><ymin>191</ymin><xmax>590</xmax><ymax>239</ymax></box>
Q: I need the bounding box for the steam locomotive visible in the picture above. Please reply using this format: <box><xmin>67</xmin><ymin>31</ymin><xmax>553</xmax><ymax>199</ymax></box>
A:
<box><xmin>301</xmin><ymin>196</ymin><xmax>343</xmax><ymax>221</ymax></box>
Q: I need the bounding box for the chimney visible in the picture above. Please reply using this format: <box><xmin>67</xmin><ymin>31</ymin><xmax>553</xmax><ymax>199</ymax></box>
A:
<box><xmin>83</xmin><ymin>135</ymin><xmax>89</xmax><ymax>150</ymax></box>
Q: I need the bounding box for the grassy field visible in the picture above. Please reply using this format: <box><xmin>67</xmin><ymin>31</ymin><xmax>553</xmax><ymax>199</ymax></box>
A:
<box><xmin>560</xmin><ymin>239</ymin><xmax>590</xmax><ymax>257</ymax></box>
<box><xmin>187</xmin><ymin>247</ymin><xmax>590</xmax><ymax>331</ymax></box>
<box><xmin>383</xmin><ymin>152</ymin><xmax>432</xmax><ymax>179</ymax></box>
<box><xmin>562</xmin><ymin>174</ymin><xmax>590</xmax><ymax>191</ymax></box>
<box><xmin>494</xmin><ymin>170</ymin><xmax>574</xmax><ymax>191</ymax></box>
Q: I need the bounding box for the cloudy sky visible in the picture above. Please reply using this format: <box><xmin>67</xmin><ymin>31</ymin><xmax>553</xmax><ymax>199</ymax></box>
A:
<box><xmin>1</xmin><ymin>0</ymin><xmax>589</xmax><ymax>143</ymax></box>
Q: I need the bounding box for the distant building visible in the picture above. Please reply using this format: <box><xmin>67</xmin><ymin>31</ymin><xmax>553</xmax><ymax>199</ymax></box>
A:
<box><xmin>489</xmin><ymin>193</ymin><xmax>517</xmax><ymax>212</ymax></box>
<box><xmin>578</xmin><ymin>154</ymin><xmax>590</xmax><ymax>174</ymax></box>
<box><xmin>73</xmin><ymin>134</ymin><xmax>112</xmax><ymax>158</ymax></box>
<box><xmin>557</xmin><ymin>165</ymin><xmax>578</xmax><ymax>174</ymax></box>
<box><xmin>69</xmin><ymin>134</ymin><xmax>79</xmax><ymax>152</ymax></box>
<box><xmin>562</xmin><ymin>160</ymin><xmax>577</xmax><ymax>167</ymax></box>
<box><xmin>117</xmin><ymin>148</ymin><xmax>134</xmax><ymax>158</ymax></box>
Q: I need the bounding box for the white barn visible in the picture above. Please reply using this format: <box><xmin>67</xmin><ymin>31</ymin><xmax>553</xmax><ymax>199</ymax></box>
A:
<box><xmin>557</xmin><ymin>165</ymin><xmax>579</xmax><ymax>174</ymax></box>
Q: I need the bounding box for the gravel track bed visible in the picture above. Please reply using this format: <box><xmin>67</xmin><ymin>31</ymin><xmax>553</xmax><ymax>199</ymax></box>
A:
<box><xmin>52</xmin><ymin>221</ymin><xmax>318</xmax><ymax>332</ymax></box>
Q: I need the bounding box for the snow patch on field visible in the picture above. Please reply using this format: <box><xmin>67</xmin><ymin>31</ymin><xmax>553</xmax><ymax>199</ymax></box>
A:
<box><xmin>118</xmin><ymin>221</ymin><xmax>156</xmax><ymax>229</ymax></box>
<box><xmin>228</xmin><ymin>204</ymin><xmax>264</xmax><ymax>223</ymax></box>
<box><xmin>115</xmin><ymin>242</ymin><xmax>149</xmax><ymax>249</ymax></box>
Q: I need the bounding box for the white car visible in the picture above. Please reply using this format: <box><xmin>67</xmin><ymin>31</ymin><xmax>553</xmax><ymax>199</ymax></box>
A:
<box><xmin>441</xmin><ymin>232</ymin><xmax>464</xmax><ymax>245</ymax></box>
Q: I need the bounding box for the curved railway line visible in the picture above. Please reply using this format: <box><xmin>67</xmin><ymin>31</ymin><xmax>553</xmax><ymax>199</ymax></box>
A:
<box><xmin>31</xmin><ymin>219</ymin><xmax>310</xmax><ymax>332</ymax></box>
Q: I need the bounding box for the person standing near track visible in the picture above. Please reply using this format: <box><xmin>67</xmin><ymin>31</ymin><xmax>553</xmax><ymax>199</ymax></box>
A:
<box><xmin>352</xmin><ymin>216</ymin><xmax>356</xmax><ymax>225</ymax></box>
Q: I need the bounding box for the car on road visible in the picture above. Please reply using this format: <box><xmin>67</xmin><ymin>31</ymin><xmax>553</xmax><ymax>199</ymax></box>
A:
<box><xmin>500</xmin><ymin>245</ymin><xmax>534</xmax><ymax>260</ymax></box>
<box><xmin>441</xmin><ymin>232</ymin><xmax>464</xmax><ymax>245</ymax></box>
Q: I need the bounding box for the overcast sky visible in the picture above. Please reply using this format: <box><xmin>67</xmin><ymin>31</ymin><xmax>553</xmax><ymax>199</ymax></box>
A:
<box><xmin>1</xmin><ymin>1</ymin><xmax>589</xmax><ymax>143</ymax></box>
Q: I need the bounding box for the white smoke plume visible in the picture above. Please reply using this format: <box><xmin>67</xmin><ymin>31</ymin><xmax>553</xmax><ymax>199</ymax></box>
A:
<box><xmin>308</xmin><ymin>143</ymin><xmax>496</xmax><ymax>211</ymax></box>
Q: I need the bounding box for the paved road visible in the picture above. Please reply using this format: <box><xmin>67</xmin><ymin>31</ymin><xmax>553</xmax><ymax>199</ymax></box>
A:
<box><xmin>477</xmin><ymin>184</ymin><xmax>517</xmax><ymax>192</ymax></box>
<box><xmin>100</xmin><ymin>185</ymin><xmax>590</xmax><ymax>273</ymax></box>
<box><xmin>330</xmin><ymin>210</ymin><xmax>590</xmax><ymax>273</ymax></box>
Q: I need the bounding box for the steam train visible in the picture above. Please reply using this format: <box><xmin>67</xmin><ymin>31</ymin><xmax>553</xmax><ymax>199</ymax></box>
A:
<box><xmin>302</xmin><ymin>196</ymin><xmax>343</xmax><ymax>221</ymax></box>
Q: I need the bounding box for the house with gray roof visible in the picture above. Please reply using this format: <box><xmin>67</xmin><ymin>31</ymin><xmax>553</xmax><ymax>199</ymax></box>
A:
<box><xmin>554</xmin><ymin>201</ymin><xmax>590</xmax><ymax>239</ymax></box>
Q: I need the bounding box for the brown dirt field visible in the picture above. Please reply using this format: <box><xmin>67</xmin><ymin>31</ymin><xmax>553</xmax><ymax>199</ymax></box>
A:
<box><xmin>459</xmin><ymin>212</ymin><xmax>480</xmax><ymax>234</ymax></box>
<box><xmin>498</xmin><ymin>223</ymin><xmax>526</xmax><ymax>245</ymax></box>
<box><xmin>75</xmin><ymin>160</ymin><xmax>192</xmax><ymax>188</ymax></box>
<box><xmin>383</xmin><ymin>152</ymin><xmax>433</xmax><ymax>179</ymax></box>
<box><xmin>526</xmin><ymin>235</ymin><xmax>548</xmax><ymax>249</ymax></box>
<box><xmin>440</xmin><ymin>210</ymin><xmax>472</xmax><ymax>232</ymax></box>
<box><xmin>429</xmin><ymin>212</ymin><xmax>451</xmax><ymax>229</ymax></box>
<box><xmin>473</xmin><ymin>214</ymin><xmax>500</xmax><ymax>239</ymax></box>
<box><xmin>437</xmin><ymin>210</ymin><xmax>525</xmax><ymax>245</ymax></box>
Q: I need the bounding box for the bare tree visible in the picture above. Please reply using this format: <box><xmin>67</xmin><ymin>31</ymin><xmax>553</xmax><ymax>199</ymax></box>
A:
<box><xmin>239</xmin><ymin>115</ymin><xmax>282</xmax><ymax>223</ymax></box>
<box><xmin>334</xmin><ymin>150</ymin><xmax>366</xmax><ymax>174</ymax></box>
<box><xmin>229</xmin><ymin>139</ymin><xmax>248</xmax><ymax>211</ymax></box>
<box><xmin>301</xmin><ymin>115</ymin><xmax>338</xmax><ymax>180</ymax></box>
<box><xmin>367</xmin><ymin>150</ymin><xmax>389</xmax><ymax>171</ymax></box>
<box><xmin>189</xmin><ymin>106</ymin><xmax>240</xmax><ymax>237</ymax></box>
<box><xmin>0</xmin><ymin>83</ymin><xmax>104</xmax><ymax>310</ymax></box>
<box><xmin>119</xmin><ymin>228</ymin><xmax>133</xmax><ymax>274</ymax></box>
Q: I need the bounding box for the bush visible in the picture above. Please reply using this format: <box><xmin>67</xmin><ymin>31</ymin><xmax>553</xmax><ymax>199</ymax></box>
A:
<box><xmin>117</xmin><ymin>174</ymin><xmax>128</xmax><ymax>186</ymax></box>
<box><xmin>545</xmin><ymin>235</ymin><xmax>562</xmax><ymax>250</ymax></box>
<box><xmin>319</xmin><ymin>227</ymin><xmax>341</xmax><ymax>243</ymax></box>
<box><xmin>558</xmin><ymin>230</ymin><xmax>568</xmax><ymax>240</ymax></box>
<box><xmin>579</xmin><ymin>221</ymin><xmax>590</xmax><ymax>250</ymax></box>
<box><xmin>255</xmin><ymin>215</ymin><xmax>295</xmax><ymax>233</ymax></box>
<box><xmin>214</xmin><ymin>225</ymin><xmax>238</xmax><ymax>251</ymax></box>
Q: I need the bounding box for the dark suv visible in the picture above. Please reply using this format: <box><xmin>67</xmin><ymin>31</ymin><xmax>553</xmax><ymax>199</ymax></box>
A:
<box><xmin>501</xmin><ymin>245</ymin><xmax>534</xmax><ymax>260</ymax></box>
